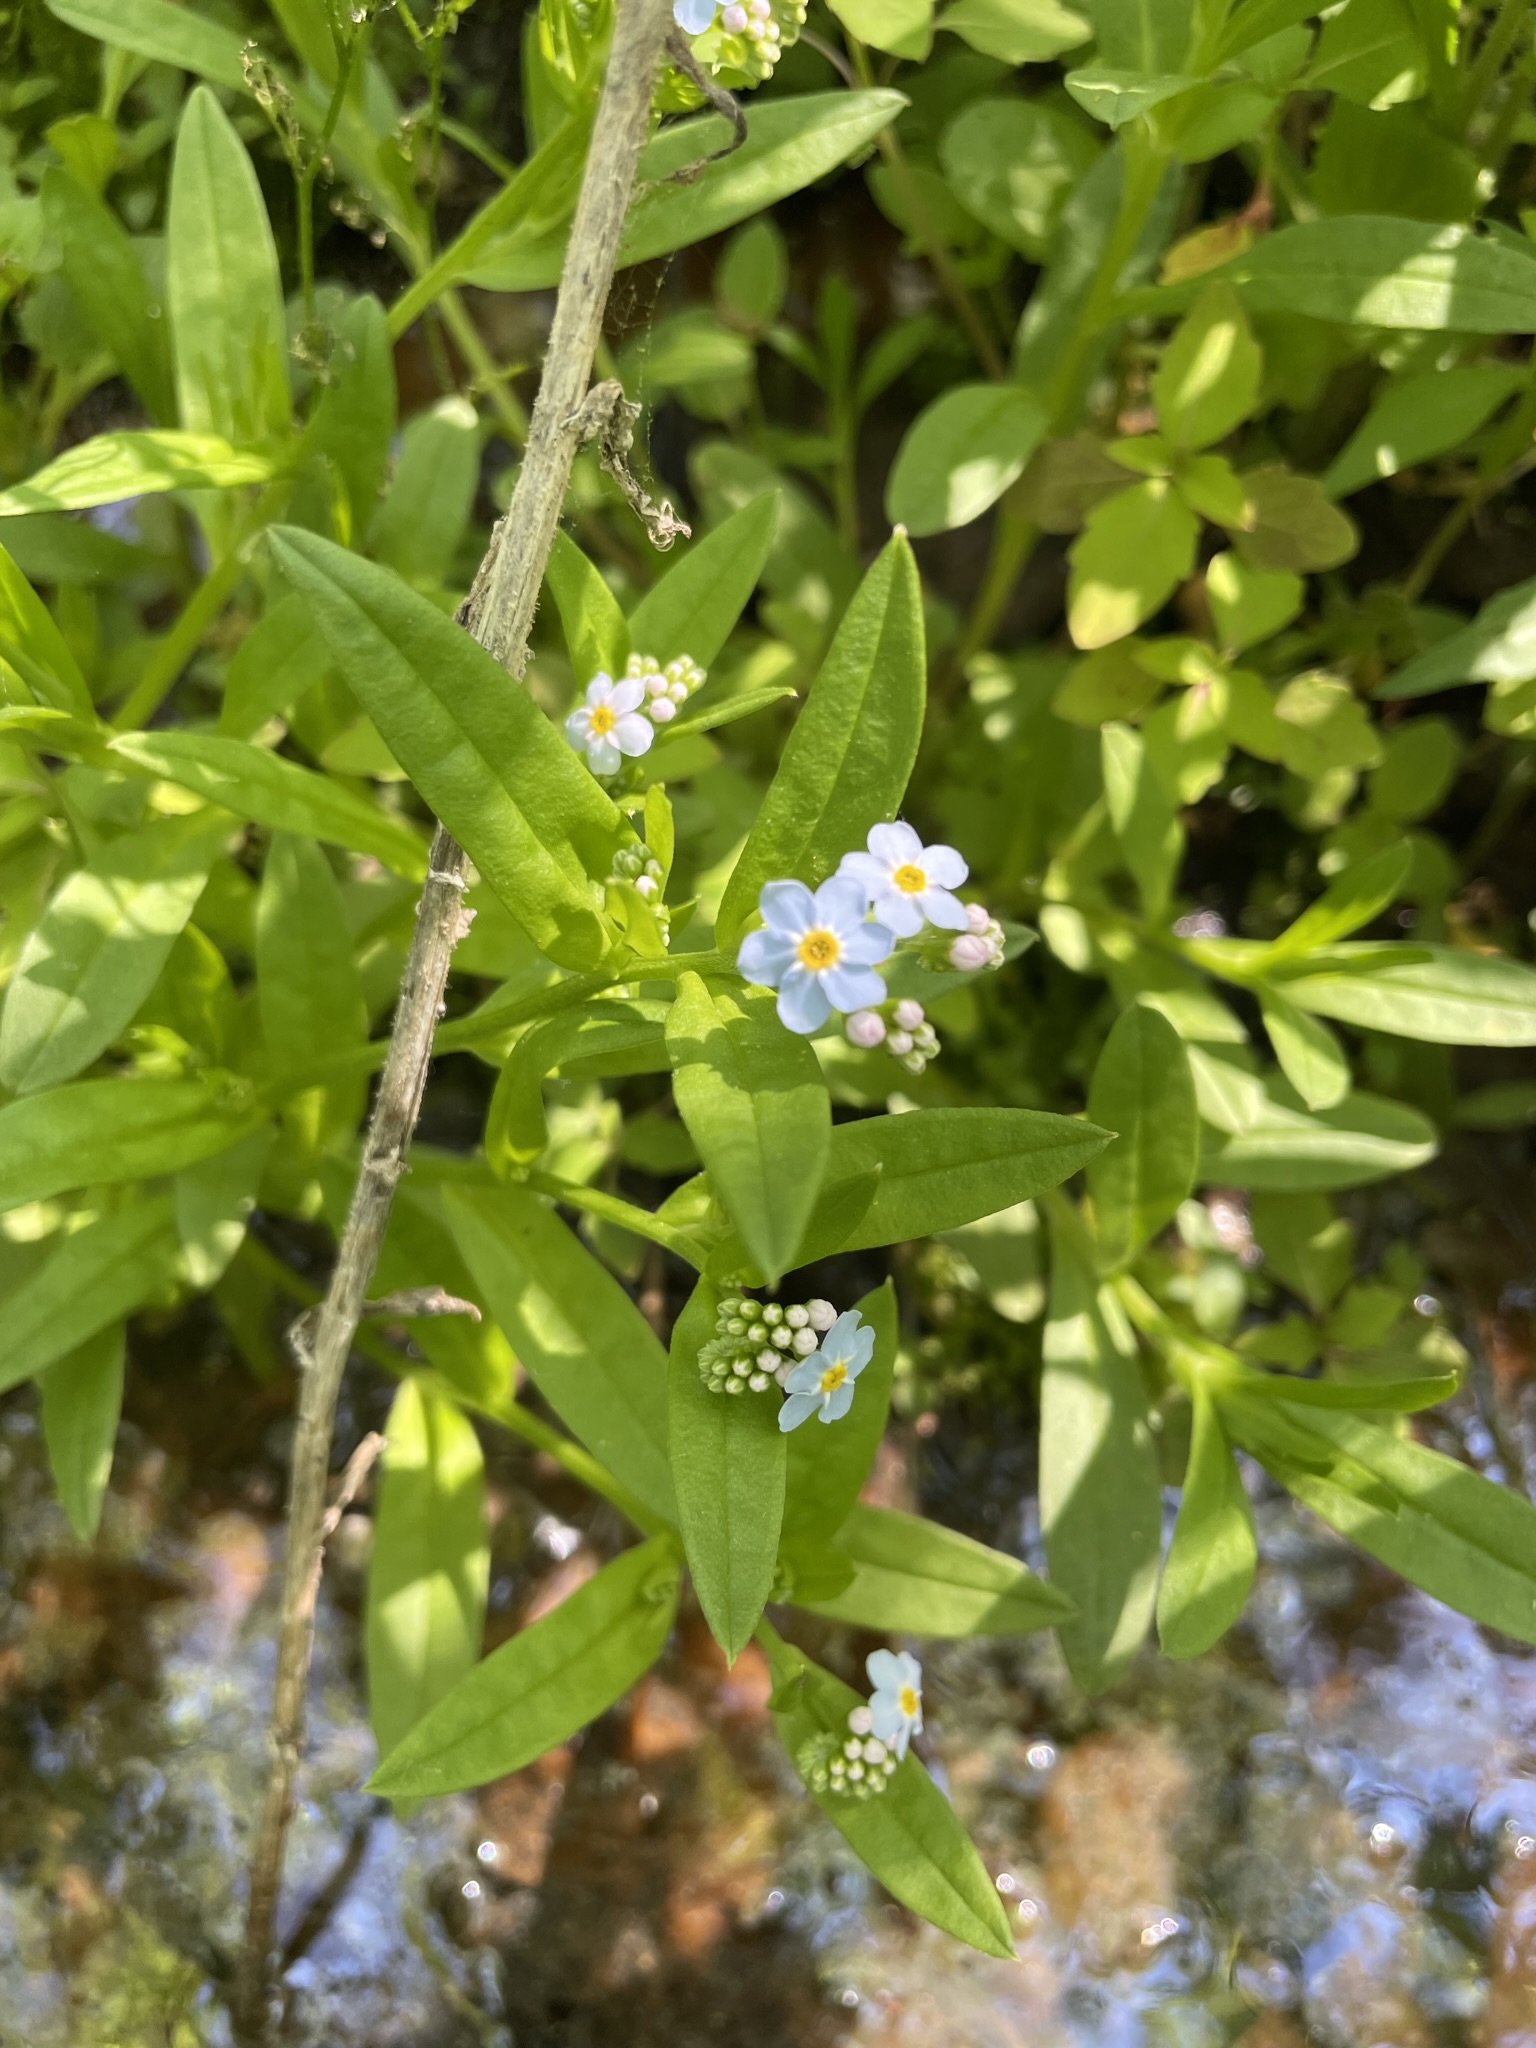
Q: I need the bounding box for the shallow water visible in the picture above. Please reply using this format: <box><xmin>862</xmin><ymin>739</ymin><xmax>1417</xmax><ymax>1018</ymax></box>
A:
<box><xmin>4</xmin><ymin>1317</ymin><xmax>1536</xmax><ymax>2048</ymax></box>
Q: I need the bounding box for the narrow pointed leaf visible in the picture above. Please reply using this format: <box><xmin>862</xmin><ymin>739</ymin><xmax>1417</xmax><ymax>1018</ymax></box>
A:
<box><xmin>626</xmin><ymin>492</ymin><xmax>779</xmax><ymax>670</ymax></box>
<box><xmin>40</xmin><ymin>1323</ymin><xmax>126</xmax><ymax>1543</ymax></box>
<box><xmin>800</xmin><ymin>1503</ymin><xmax>1075</xmax><ymax>1636</ymax></box>
<box><xmin>0</xmin><ymin>1076</ymin><xmax>261</xmax><ymax>1210</ymax></box>
<box><xmin>0</xmin><ymin>1199</ymin><xmax>179</xmax><ymax>1396</ymax></box>
<box><xmin>1157</xmin><ymin>1387</ymin><xmax>1256</xmax><ymax>1658</ymax></box>
<box><xmin>1086</xmin><ymin>1004</ymin><xmax>1198</xmax><ymax>1268</ymax></box>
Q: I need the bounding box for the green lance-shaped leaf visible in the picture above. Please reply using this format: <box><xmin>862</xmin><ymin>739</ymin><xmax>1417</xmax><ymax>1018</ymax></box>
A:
<box><xmin>1267</xmin><ymin>943</ymin><xmax>1536</xmax><ymax>1047</ymax></box>
<box><xmin>0</xmin><ymin>1198</ymin><xmax>180</xmax><ymax>1397</ymax></box>
<box><xmin>369</xmin><ymin>1535</ymin><xmax>680</xmax><ymax>1797</ymax></box>
<box><xmin>268</xmin><ymin>527</ymin><xmax>625</xmax><ymax>971</ymax></box>
<box><xmin>108</xmin><ymin>731</ymin><xmax>428</xmax><ymax>879</ymax></box>
<box><xmin>0</xmin><ymin>810</ymin><xmax>232</xmax><ymax>1096</ymax></box>
<box><xmin>764</xmin><ymin>1630</ymin><xmax>1015</xmax><ymax>1961</ymax></box>
<box><xmin>1157</xmin><ymin>1385</ymin><xmax>1256</xmax><ymax>1659</ymax></box>
<box><xmin>667</xmin><ymin>1278</ymin><xmax>785</xmax><ymax>1663</ymax></box>
<box><xmin>166</xmin><ymin>87</ymin><xmax>290</xmax><ymax>447</ymax></box>
<box><xmin>41</xmin><ymin>168</ymin><xmax>174</xmax><ymax>422</ymax></box>
<box><xmin>1250</xmin><ymin>1189</ymin><xmax>1351</xmax><ymax>1312</ymax></box>
<box><xmin>716</xmin><ymin>532</ymin><xmax>925</xmax><ymax>950</ymax></box>
<box><xmin>544</xmin><ymin>531</ymin><xmax>630</xmax><ymax>684</ymax></box>
<box><xmin>369</xmin><ymin>396</ymin><xmax>481</xmax><ymax>590</ymax></box>
<box><xmin>796</xmin><ymin>1107</ymin><xmax>1114</xmax><ymax>1265</ymax></box>
<box><xmin>1039</xmin><ymin>1220</ymin><xmax>1161</xmax><ymax>1692</ymax></box>
<box><xmin>175</xmin><ymin>1126</ymin><xmax>274</xmax><ymax>1289</ymax></box>
<box><xmin>40</xmin><ymin>1323</ymin><xmax>126</xmax><ymax>1543</ymax></box>
<box><xmin>885</xmin><ymin>384</ymin><xmax>1048</xmax><ymax>538</ymax></box>
<box><xmin>781</xmin><ymin>1279</ymin><xmax>897</xmax><ymax>1557</ymax></box>
<box><xmin>942</xmin><ymin>0</ymin><xmax>1090</xmax><ymax>62</ymax></box>
<box><xmin>0</xmin><ymin>1076</ymin><xmax>261</xmax><ymax>1211</ymax></box>
<box><xmin>1100</xmin><ymin>722</ymin><xmax>1182</xmax><ymax>919</ymax></box>
<box><xmin>366</xmin><ymin>1377</ymin><xmax>490</xmax><ymax>1770</ymax></box>
<box><xmin>666</xmin><ymin>973</ymin><xmax>830</xmax><ymax>1288</ymax></box>
<box><xmin>626</xmin><ymin>492</ymin><xmax>780</xmax><ymax>671</ymax></box>
<box><xmin>300</xmin><ymin>294</ymin><xmax>397</xmax><ymax>546</ymax></box>
<box><xmin>1199</xmin><ymin>1086</ymin><xmax>1438</xmax><ymax>1191</ymax></box>
<box><xmin>256</xmin><ymin>832</ymin><xmax>368</xmax><ymax>1140</ymax></box>
<box><xmin>44</xmin><ymin>0</ymin><xmax>249</xmax><ymax>88</ymax></box>
<box><xmin>219</xmin><ymin>593</ymin><xmax>332</xmax><ymax>742</ymax></box>
<box><xmin>442</xmin><ymin>1183</ymin><xmax>676</xmax><ymax>1523</ymax></box>
<box><xmin>1259</xmin><ymin>991</ymin><xmax>1350</xmax><ymax>1111</ymax></box>
<box><xmin>1264</xmin><ymin>841</ymin><xmax>1412</xmax><ymax>961</ymax></box>
<box><xmin>1152</xmin><ymin>282</ymin><xmax>1262</xmax><ymax>453</ymax></box>
<box><xmin>0</xmin><ymin>538</ymin><xmax>94</xmax><ymax>717</ymax></box>
<box><xmin>0</xmin><ymin>429</ymin><xmax>267</xmax><ymax>517</ymax></box>
<box><xmin>467</xmin><ymin>92</ymin><xmax>906</xmax><ymax>290</ymax></box>
<box><xmin>1379</xmin><ymin>573</ymin><xmax>1536</xmax><ymax>701</ymax></box>
<box><xmin>1086</xmin><ymin>1003</ymin><xmax>1198</xmax><ymax>1270</ymax></box>
<box><xmin>800</xmin><ymin>1503</ymin><xmax>1075</xmax><ymax>1637</ymax></box>
<box><xmin>486</xmin><ymin>1001</ymin><xmax>669</xmax><ymax>1175</ymax></box>
<box><xmin>1223</xmin><ymin>1395</ymin><xmax>1536</xmax><ymax>1645</ymax></box>
<box><xmin>1324</xmin><ymin>362</ymin><xmax>1524</xmax><ymax>499</ymax></box>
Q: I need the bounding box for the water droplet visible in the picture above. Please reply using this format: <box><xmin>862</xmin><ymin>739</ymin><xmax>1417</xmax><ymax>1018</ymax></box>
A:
<box><xmin>462</xmin><ymin>1880</ymin><xmax>481</xmax><ymax>1900</ymax></box>
<box><xmin>477</xmin><ymin>1840</ymin><xmax>498</xmax><ymax>1864</ymax></box>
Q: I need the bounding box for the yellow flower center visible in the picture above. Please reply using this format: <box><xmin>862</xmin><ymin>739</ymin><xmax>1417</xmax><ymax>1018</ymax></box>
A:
<box><xmin>818</xmin><ymin>1359</ymin><xmax>848</xmax><ymax>1394</ymax></box>
<box><xmin>899</xmin><ymin>1685</ymin><xmax>919</xmax><ymax>1717</ymax></box>
<box><xmin>588</xmin><ymin>703</ymin><xmax>617</xmax><ymax>735</ymax></box>
<box><xmin>892</xmin><ymin>862</ymin><xmax>928</xmax><ymax>894</ymax></box>
<box><xmin>796</xmin><ymin>927</ymin><xmax>841</xmax><ymax>971</ymax></box>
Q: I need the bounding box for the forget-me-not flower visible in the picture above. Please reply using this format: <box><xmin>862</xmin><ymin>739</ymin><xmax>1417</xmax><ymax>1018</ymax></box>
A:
<box><xmin>777</xmin><ymin>1309</ymin><xmax>874</xmax><ymax>1431</ymax></box>
<box><xmin>673</xmin><ymin>0</ymin><xmax>717</xmax><ymax>30</ymax></box>
<box><xmin>838</xmin><ymin>822</ymin><xmax>969</xmax><ymax>938</ymax></box>
<box><xmin>736</xmin><ymin>877</ymin><xmax>892</xmax><ymax>1034</ymax></box>
<box><xmin>565</xmin><ymin>672</ymin><xmax>654</xmax><ymax>777</ymax></box>
<box><xmin>866</xmin><ymin>1648</ymin><xmax>923</xmax><ymax>1758</ymax></box>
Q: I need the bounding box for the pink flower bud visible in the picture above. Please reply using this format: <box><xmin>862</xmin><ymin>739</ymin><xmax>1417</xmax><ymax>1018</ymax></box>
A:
<box><xmin>949</xmin><ymin>933</ymin><xmax>992</xmax><ymax>970</ymax></box>
<box><xmin>722</xmin><ymin>0</ymin><xmax>747</xmax><ymax>22</ymax></box>
<box><xmin>845</xmin><ymin>1009</ymin><xmax>886</xmax><ymax>1049</ymax></box>
<box><xmin>965</xmin><ymin>902</ymin><xmax>991</xmax><ymax>934</ymax></box>
<box><xmin>648</xmin><ymin>696</ymin><xmax>676</xmax><ymax>723</ymax></box>
<box><xmin>893</xmin><ymin>998</ymin><xmax>924</xmax><ymax>1031</ymax></box>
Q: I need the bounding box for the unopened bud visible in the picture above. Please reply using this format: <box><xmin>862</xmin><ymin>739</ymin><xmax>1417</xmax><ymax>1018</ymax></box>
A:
<box><xmin>649</xmin><ymin>696</ymin><xmax>676</xmax><ymax>724</ymax></box>
<box><xmin>887</xmin><ymin>1030</ymin><xmax>913</xmax><ymax>1057</ymax></box>
<box><xmin>893</xmin><ymin>999</ymin><xmax>924</xmax><ymax>1031</ymax></box>
<box><xmin>791</xmin><ymin>1327</ymin><xmax>818</xmax><ymax>1355</ymax></box>
<box><xmin>965</xmin><ymin>902</ymin><xmax>991</xmax><ymax>934</ymax></box>
<box><xmin>805</xmin><ymin>1298</ymin><xmax>836</xmax><ymax>1332</ymax></box>
<box><xmin>845</xmin><ymin>1009</ymin><xmax>886</xmax><ymax>1049</ymax></box>
<box><xmin>949</xmin><ymin>933</ymin><xmax>992</xmax><ymax>970</ymax></box>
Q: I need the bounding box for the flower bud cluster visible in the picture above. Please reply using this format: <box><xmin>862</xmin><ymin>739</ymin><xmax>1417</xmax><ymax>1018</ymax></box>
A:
<box><xmin>797</xmin><ymin>1708</ymin><xmax>899</xmax><ymax>1802</ymax></box>
<box><xmin>948</xmin><ymin>903</ymin><xmax>1006</xmax><ymax>972</ymax></box>
<box><xmin>675</xmin><ymin>0</ymin><xmax>807</xmax><ymax>82</ymax></box>
<box><xmin>609</xmin><ymin>838</ymin><xmax>666</xmax><ymax>902</ymax></box>
<box><xmin>624</xmin><ymin>651</ymin><xmax>704</xmax><ymax>728</ymax></box>
<box><xmin>845</xmin><ymin>997</ymin><xmax>941</xmax><ymax>1075</ymax></box>
<box><xmin>696</xmin><ymin>1292</ymin><xmax>836</xmax><ymax>1395</ymax></box>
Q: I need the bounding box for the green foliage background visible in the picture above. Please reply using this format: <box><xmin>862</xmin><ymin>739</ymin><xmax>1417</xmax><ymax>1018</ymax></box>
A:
<box><xmin>2</xmin><ymin>0</ymin><xmax>1536</xmax><ymax>1956</ymax></box>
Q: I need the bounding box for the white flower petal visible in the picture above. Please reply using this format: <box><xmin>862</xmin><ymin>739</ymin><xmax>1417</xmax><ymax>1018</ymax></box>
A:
<box><xmin>584</xmin><ymin>673</ymin><xmax>615</xmax><ymax>708</ymax></box>
<box><xmin>610</xmin><ymin>677</ymin><xmax>647</xmax><ymax>715</ymax></box>
<box><xmin>821</xmin><ymin>1381</ymin><xmax>855</xmax><ymax>1422</ymax></box>
<box><xmin>866</xmin><ymin>1648</ymin><xmax>904</xmax><ymax>1692</ymax></box>
<box><xmin>782</xmin><ymin>1355</ymin><xmax>824</xmax><ymax>1395</ymax></box>
<box><xmin>737</xmin><ymin>928</ymin><xmax>797</xmax><ymax>986</ymax></box>
<box><xmin>759</xmin><ymin>878</ymin><xmax>817</xmax><ymax>934</ymax></box>
<box><xmin>841</xmin><ymin>920</ymin><xmax>895</xmax><ymax>967</ymax></box>
<box><xmin>777</xmin><ymin>967</ymin><xmax>831</xmax><ymax>1035</ymax></box>
<box><xmin>918</xmin><ymin>886</ymin><xmax>969</xmax><ymax>932</ymax></box>
<box><xmin>923</xmin><ymin>843</ymin><xmax>968</xmax><ymax>888</ymax></box>
<box><xmin>820</xmin><ymin>963</ymin><xmax>887</xmax><ymax>1013</ymax></box>
<box><xmin>586</xmin><ymin>735</ymin><xmax>622</xmax><ymax>776</ymax></box>
<box><xmin>814</xmin><ymin>872</ymin><xmax>872</xmax><ymax>935</ymax></box>
<box><xmin>870</xmin><ymin>887</ymin><xmax>925</xmax><ymax>938</ymax></box>
<box><xmin>565</xmin><ymin>708</ymin><xmax>593</xmax><ymax>746</ymax></box>
<box><xmin>837</xmin><ymin>851</ymin><xmax>889</xmax><ymax>898</ymax></box>
<box><xmin>777</xmin><ymin>1390</ymin><xmax>820</xmax><ymax>1432</ymax></box>
<box><xmin>612</xmin><ymin>712</ymin><xmax>655</xmax><ymax>757</ymax></box>
<box><xmin>894</xmin><ymin>1650</ymin><xmax>923</xmax><ymax>1688</ymax></box>
<box><xmin>674</xmin><ymin>0</ymin><xmax>717</xmax><ymax>29</ymax></box>
<box><xmin>867</xmin><ymin>820</ymin><xmax>922</xmax><ymax>866</ymax></box>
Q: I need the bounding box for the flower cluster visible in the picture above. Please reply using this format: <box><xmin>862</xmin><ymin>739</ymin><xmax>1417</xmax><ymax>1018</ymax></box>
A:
<box><xmin>608</xmin><ymin>839</ymin><xmax>665</xmax><ymax>901</ymax></box>
<box><xmin>672</xmin><ymin>0</ymin><xmax>807</xmax><ymax>82</ymax></box>
<box><xmin>565</xmin><ymin>652</ymin><xmax>704</xmax><ymax>777</ymax></box>
<box><xmin>796</xmin><ymin>1652</ymin><xmax>924</xmax><ymax>1803</ymax></box>
<box><xmin>778</xmin><ymin>1308</ymin><xmax>874</xmax><ymax>1431</ymax></box>
<box><xmin>696</xmin><ymin>1292</ymin><xmax>836</xmax><ymax>1394</ymax></box>
<box><xmin>737</xmin><ymin>825</ymin><xmax>1004</xmax><ymax>1036</ymax></box>
<box><xmin>846</xmin><ymin>996</ymin><xmax>941</xmax><ymax>1075</ymax></box>
<box><xmin>623</xmin><ymin>650</ymin><xmax>703</xmax><ymax>727</ymax></box>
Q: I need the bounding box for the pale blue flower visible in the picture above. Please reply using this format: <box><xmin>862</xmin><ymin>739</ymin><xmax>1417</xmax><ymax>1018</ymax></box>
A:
<box><xmin>674</xmin><ymin>0</ymin><xmax>717</xmax><ymax>31</ymax></box>
<box><xmin>565</xmin><ymin>672</ymin><xmax>653</xmax><ymax>777</ymax></box>
<box><xmin>838</xmin><ymin>821</ymin><xmax>968</xmax><ymax>939</ymax></box>
<box><xmin>866</xmin><ymin>1647</ymin><xmax>922</xmax><ymax>1758</ymax></box>
<box><xmin>736</xmin><ymin>876</ymin><xmax>893</xmax><ymax>1034</ymax></box>
<box><xmin>777</xmin><ymin>1309</ymin><xmax>874</xmax><ymax>1431</ymax></box>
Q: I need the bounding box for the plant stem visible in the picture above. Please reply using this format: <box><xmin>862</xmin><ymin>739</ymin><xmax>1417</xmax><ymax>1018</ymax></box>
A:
<box><xmin>297</xmin><ymin>39</ymin><xmax>358</xmax><ymax>322</ymax></box>
<box><xmin>845</xmin><ymin>40</ymin><xmax>1006</xmax><ymax>382</ymax></box>
<box><xmin>112</xmin><ymin>528</ymin><xmax>262</xmax><ymax>732</ymax></box>
<box><xmin>1461</xmin><ymin>0</ymin><xmax>1529</xmax><ymax>135</ymax></box>
<box><xmin>233</xmin><ymin>2</ymin><xmax>679</xmax><ymax>2035</ymax></box>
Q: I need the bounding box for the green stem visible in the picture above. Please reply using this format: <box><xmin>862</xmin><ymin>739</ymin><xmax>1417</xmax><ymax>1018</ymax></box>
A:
<box><xmin>1461</xmin><ymin>0</ymin><xmax>1529</xmax><ymax>134</ymax></box>
<box><xmin>111</xmin><ymin>535</ymin><xmax>253</xmax><ymax>731</ymax></box>
<box><xmin>847</xmin><ymin>42</ymin><xmax>1006</xmax><ymax>381</ymax></box>
<box><xmin>526</xmin><ymin>1169</ymin><xmax>701</xmax><ymax>1261</ymax></box>
<box><xmin>439</xmin><ymin>289</ymin><xmax>530</xmax><ymax>446</ymax></box>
